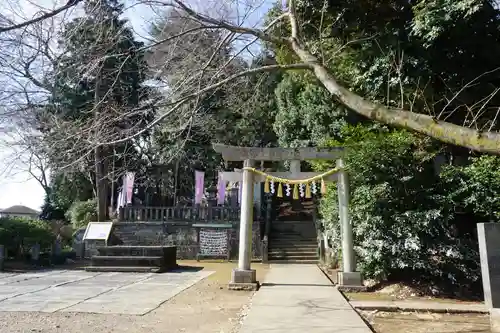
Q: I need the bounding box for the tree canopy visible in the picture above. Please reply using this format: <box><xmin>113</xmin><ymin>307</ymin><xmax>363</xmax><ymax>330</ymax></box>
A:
<box><xmin>1</xmin><ymin>0</ymin><xmax>500</xmax><ymax>221</ymax></box>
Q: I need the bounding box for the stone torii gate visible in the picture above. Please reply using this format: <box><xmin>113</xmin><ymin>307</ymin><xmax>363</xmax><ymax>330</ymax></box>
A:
<box><xmin>213</xmin><ymin>144</ymin><xmax>362</xmax><ymax>290</ymax></box>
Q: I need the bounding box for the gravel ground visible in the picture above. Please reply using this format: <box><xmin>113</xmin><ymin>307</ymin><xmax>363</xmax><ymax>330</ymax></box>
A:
<box><xmin>0</xmin><ymin>262</ymin><xmax>268</xmax><ymax>333</ymax></box>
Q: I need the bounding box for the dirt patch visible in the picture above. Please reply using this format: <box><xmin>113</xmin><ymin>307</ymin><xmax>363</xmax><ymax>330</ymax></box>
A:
<box><xmin>359</xmin><ymin>310</ymin><xmax>491</xmax><ymax>333</ymax></box>
<box><xmin>345</xmin><ymin>289</ymin><xmax>484</xmax><ymax>306</ymax></box>
<box><xmin>319</xmin><ymin>265</ymin><xmax>485</xmax><ymax>317</ymax></box>
<box><xmin>0</xmin><ymin>260</ymin><xmax>269</xmax><ymax>333</ymax></box>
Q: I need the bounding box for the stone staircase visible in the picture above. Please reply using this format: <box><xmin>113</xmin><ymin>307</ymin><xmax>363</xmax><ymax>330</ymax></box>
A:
<box><xmin>268</xmin><ymin>220</ymin><xmax>319</xmax><ymax>264</ymax></box>
<box><xmin>86</xmin><ymin>245</ymin><xmax>177</xmax><ymax>273</ymax></box>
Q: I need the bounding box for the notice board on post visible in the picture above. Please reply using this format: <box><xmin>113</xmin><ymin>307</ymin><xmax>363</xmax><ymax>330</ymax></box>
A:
<box><xmin>83</xmin><ymin>222</ymin><xmax>113</xmax><ymax>242</ymax></box>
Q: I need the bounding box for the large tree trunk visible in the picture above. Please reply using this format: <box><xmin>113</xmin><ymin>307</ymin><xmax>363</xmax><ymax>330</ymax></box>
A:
<box><xmin>95</xmin><ymin>145</ymin><xmax>108</xmax><ymax>221</ymax></box>
<box><xmin>94</xmin><ymin>69</ymin><xmax>108</xmax><ymax>221</ymax></box>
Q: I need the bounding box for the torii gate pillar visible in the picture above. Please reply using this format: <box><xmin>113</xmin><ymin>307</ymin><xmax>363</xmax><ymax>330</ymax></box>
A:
<box><xmin>237</xmin><ymin>159</ymin><xmax>255</xmax><ymax>272</ymax></box>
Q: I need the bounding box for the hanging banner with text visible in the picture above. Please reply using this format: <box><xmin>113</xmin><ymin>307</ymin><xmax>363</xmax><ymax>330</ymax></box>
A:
<box><xmin>194</xmin><ymin>170</ymin><xmax>205</xmax><ymax>204</ymax></box>
<box><xmin>217</xmin><ymin>173</ymin><xmax>226</xmax><ymax>205</ymax></box>
<box><xmin>125</xmin><ymin>172</ymin><xmax>135</xmax><ymax>204</ymax></box>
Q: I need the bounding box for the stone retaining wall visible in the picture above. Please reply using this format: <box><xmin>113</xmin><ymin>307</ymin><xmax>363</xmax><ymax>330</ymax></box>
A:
<box><xmin>82</xmin><ymin>221</ymin><xmax>262</xmax><ymax>260</ymax></box>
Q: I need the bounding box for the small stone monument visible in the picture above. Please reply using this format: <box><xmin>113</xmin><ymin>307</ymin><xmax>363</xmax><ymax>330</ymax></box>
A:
<box><xmin>72</xmin><ymin>227</ymin><xmax>87</xmax><ymax>258</ymax></box>
<box><xmin>477</xmin><ymin>222</ymin><xmax>500</xmax><ymax>332</ymax></box>
<box><xmin>30</xmin><ymin>243</ymin><xmax>40</xmax><ymax>264</ymax></box>
<box><xmin>52</xmin><ymin>237</ymin><xmax>63</xmax><ymax>264</ymax></box>
<box><xmin>53</xmin><ymin>237</ymin><xmax>62</xmax><ymax>256</ymax></box>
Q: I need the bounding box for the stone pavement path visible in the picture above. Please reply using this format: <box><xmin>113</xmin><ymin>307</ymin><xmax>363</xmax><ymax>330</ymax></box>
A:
<box><xmin>0</xmin><ymin>269</ymin><xmax>212</xmax><ymax>315</ymax></box>
<box><xmin>238</xmin><ymin>264</ymin><xmax>372</xmax><ymax>333</ymax></box>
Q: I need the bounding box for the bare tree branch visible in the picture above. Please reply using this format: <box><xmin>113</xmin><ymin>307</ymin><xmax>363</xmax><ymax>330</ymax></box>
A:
<box><xmin>0</xmin><ymin>0</ymin><xmax>82</xmax><ymax>33</ymax></box>
<box><xmin>96</xmin><ymin>63</ymin><xmax>311</xmax><ymax>146</ymax></box>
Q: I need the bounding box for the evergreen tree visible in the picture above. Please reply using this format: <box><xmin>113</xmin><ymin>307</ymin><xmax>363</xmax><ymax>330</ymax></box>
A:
<box><xmin>38</xmin><ymin>0</ymin><xmax>152</xmax><ymax>220</ymax></box>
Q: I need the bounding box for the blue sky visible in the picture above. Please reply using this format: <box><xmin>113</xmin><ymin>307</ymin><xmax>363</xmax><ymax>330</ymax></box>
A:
<box><xmin>0</xmin><ymin>0</ymin><xmax>275</xmax><ymax>211</ymax></box>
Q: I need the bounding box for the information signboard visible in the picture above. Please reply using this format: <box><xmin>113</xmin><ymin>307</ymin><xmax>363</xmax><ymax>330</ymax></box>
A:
<box><xmin>83</xmin><ymin>222</ymin><xmax>113</xmax><ymax>241</ymax></box>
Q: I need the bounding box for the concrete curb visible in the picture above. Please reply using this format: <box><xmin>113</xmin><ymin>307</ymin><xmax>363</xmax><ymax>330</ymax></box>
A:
<box><xmin>350</xmin><ymin>301</ymin><xmax>488</xmax><ymax>314</ymax></box>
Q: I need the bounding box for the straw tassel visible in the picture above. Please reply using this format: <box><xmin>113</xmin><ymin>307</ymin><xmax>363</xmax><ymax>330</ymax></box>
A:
<box><xmin>321</xmin><ymin>178</ymin><xmax>327</xmax><ymax>194</ymax></box>
<box><xmin>264</xmin><ymin>177</ymin><xmax>270</xmax><ymax>193</ymax></box>
<box><xmin>277</xmin><ymin>182</ymin><xmax>283</xmax><ymax>197</ymax></box>
<box><xmin>293</xmin><ymin>183</ymin><xmax>299</xmax><ymax>199</ymax></box>
<box><xmin>305</xmin><ymin>182</ymin><xmax>311</xmax><ymax>198</ymax></box>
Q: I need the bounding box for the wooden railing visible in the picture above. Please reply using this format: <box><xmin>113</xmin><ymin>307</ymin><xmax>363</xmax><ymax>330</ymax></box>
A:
<box><xmin>118</xmin><ymin>206</ymin><xmax>241</xmax><ymax>223</ymax></box>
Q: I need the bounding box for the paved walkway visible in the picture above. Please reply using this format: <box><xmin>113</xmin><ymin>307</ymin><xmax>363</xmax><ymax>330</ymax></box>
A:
<box><xmin>0</xmin><ymin>270</ymin><xmax>212</xmax><ymax>315</ymax></box>
<box><xmin>350</xmin><ymin>300</ymin><xmax>487</xmax><ymax>313</ymax></box>
<box><xmin>239</xmin><ymin>264</ymin><xmax>372</xmax><ymax>333</ymax></box>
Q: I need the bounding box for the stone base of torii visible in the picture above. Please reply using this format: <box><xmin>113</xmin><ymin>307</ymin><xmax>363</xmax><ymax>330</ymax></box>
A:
<box><xmin>213</xmin><ymin>144</ymin><xmax>362</xmax><ymax>290</ymax></box>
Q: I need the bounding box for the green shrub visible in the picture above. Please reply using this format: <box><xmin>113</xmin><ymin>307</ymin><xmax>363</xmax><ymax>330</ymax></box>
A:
<box><xmin>65</xmin><ymin>199</ymin><xmax>97</xmax><ymax>229</ymax></box>
<box><xmin>441</xmin><ymin>155</ymin><xmax>500</xmax><ymax>221</ymax></box>
<box><xmin>0</xmin><ymin>217</ymin><xmax>55</xmax><ymax>256</ymax></box>
<box><xmin>315</xmin><ymin>125</ymin><xmax>486</xmax><ymax>292</ymax></box>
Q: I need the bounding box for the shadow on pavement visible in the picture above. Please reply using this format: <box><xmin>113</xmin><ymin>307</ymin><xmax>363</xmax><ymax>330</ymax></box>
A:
<box><xmin>261</xmin><ymin>282</ymin><xmax>333</xmax><ymax>287</ymax></box>
<box><xmin>170</xmin><ymin>265</ymin><xmax>204</xmax><ymax>273</ymax></box>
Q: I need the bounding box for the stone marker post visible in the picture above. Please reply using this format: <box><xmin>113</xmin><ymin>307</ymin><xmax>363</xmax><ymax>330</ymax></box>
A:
<box><xmin>336</xmin><ymin>158</ymin><xmax>362</xmax><ymax>286</ymax></box>
<box><xmin>478</xmin><ymin>222</ymin><xmax>500</xmax><ymax>332</ymax></box>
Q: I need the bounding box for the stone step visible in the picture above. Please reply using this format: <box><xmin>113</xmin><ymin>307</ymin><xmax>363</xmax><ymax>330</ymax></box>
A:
<box><xmin>269</xmin><ymin>250</ymin><xmax>318</xmax><ymax>256</ymax></box>
<box><xmin>272</xmin><ymin>221</ymin><xmax>316</xmax><ymax>228</ymax></box>
<box><xmin>268</xmin><ymin>253</ymin><xmax>318</xmax><ymax>259</ymax></box>
<box><xmin>271</xmin><ymin>234</ymin><xmax>316</xmax><ymax>239</ymax></box>
<box><xmin>270</xmin><ymin>239</ymin><xmax>317</xmax><ymax>244</ymax></box>
<box><xmin>271</xmin><ymin>237</ymin><xmax>317</xmax><ymax>242</ymax></box>
<box><xmin>268</xmin><ymin>259</ymin><xmax>318</xmax><ymax>264</ymax></box>
<box><xmin>271</xmin><ymin>229</ymin><xmax>315</xmax><ymax>232</ymax></box>
<box><xmin>271</xmin><ymin>223</ymin><xmax>315</xmax><ymax>227</ymax></box>
<box><xmin>272</xmin><ymin>221</ymin><xmax>314</xmax><ymax>225</ymax></box>
<box><xmin>270</xmin><ymin>249</ymin><xmax>317</xmax><ymax>254</ymax></box>
<box><xmin>273</xmin><ymin>220</ymin><xmax>315</xmax><ymax>224</ymax></box>
<box><xmin>269</xmin><ymin>252</ymin><xmax>318</xmax><ymax>257</ymax></box>
<box><xmin>91</xmin><ymin>255</ymin><xmax>163</xmax><ymax>267</ymax></box>
<box><xmin>269</xmin><ymin>241</ymin><xmax>318</xmax><ymax>249</ymax></box>
<box><xmin>271</xmin><ymin>233</ymin><xmax>317</xmax><ymax>238</ymax></box>
<box><xmin>270</xmin><ymin>246</ymin><xmax>317</xmax><ymax>251</ymax></box>
<box><xmin>85</xmin><ymin>266</ymin><xmax>164</xmax><ymax>273</ymax></box>
<box><xmin>271</xmin><ymin>229</ymin><xmax>314</xmax><ymax>233</ymax></box>
<box><xmin>268</xmin><ymin>256</ymin><xmax>318</xmax><ymax>262</ymax></box>
<box><xmin>96</xmin><ymin>245</ymin><xmax>175</xmax><ymax>257</ymax></box>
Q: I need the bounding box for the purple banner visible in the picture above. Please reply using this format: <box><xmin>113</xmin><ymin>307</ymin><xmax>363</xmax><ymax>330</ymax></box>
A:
<box><xmin>217</xmin><ymin>173</ymin><xmax>226</xmax><ymax>205</ymax></box>
<box><xmin>125</xmin><ymin>172</ymin><xmax>135</xmax><ymax>204</ymax></box>
<box><xmin>116</xmin><ymin>174</ymin><xmax>128</xmax><ymax>212</ymax></box>
<box><xmin>194</xmin><ymin>170</ymin><xmax>205</xmax><ymax>204</ymax></box>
